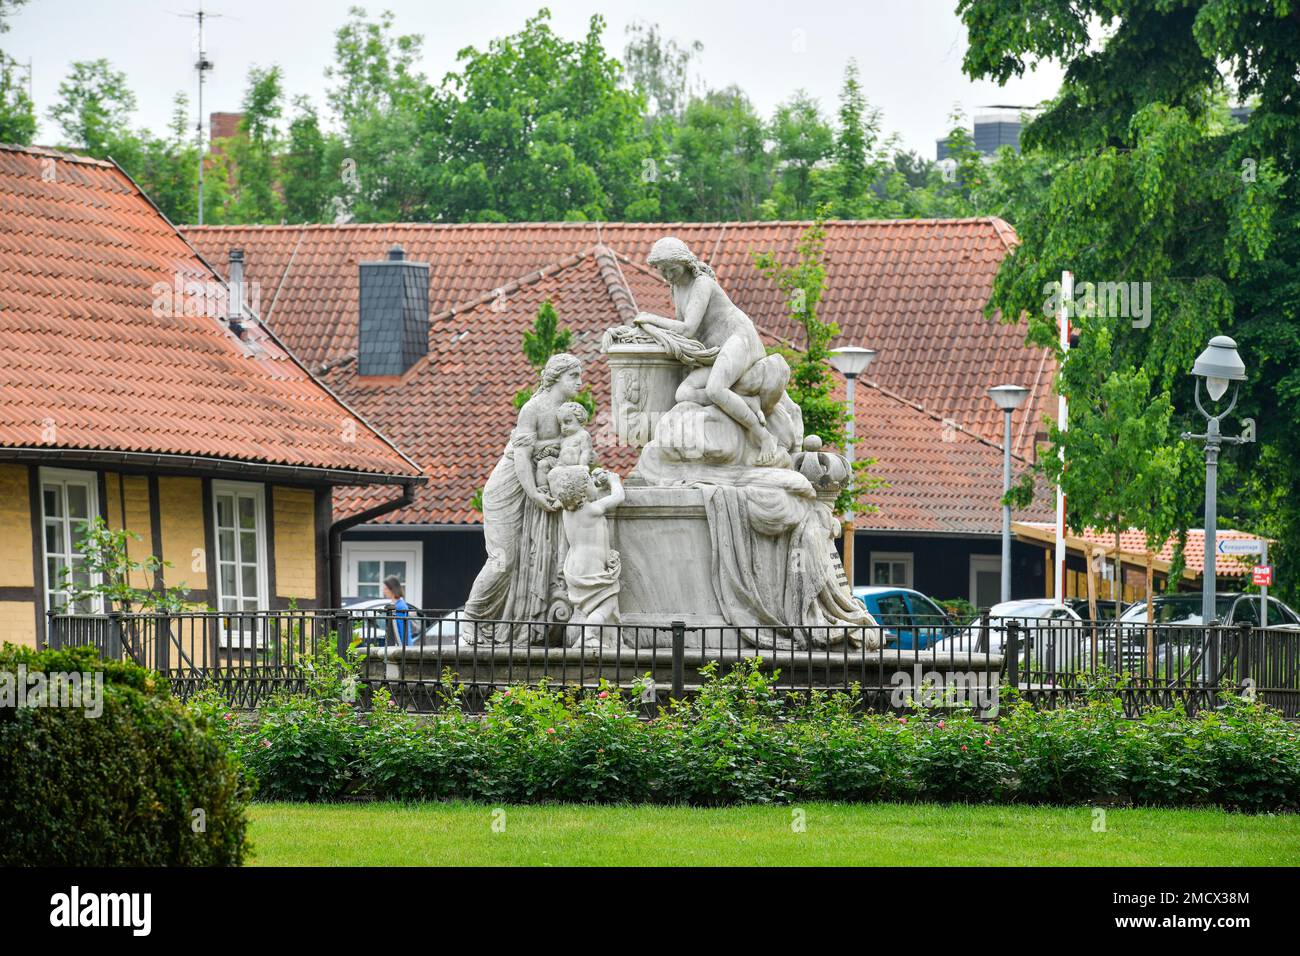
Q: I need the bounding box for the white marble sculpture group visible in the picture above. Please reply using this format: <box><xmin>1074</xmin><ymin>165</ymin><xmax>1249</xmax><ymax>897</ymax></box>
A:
<box><xmin>465</xmin><ymin>237</ymin><xmax>880</xmax><ymax>650</ymax></box>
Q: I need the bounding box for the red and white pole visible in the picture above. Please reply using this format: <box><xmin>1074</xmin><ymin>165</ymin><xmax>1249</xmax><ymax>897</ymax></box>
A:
<box><xmin>1054</xmin><ymin>270</ymin><xmax>1072</xmax><ymax>605</ymax></box>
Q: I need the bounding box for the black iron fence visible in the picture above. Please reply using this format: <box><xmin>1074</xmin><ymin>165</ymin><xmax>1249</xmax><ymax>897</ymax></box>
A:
<box><xmin>44</xmin><ymin>608</ymin><xmax>1300</xmax><ymax>717</ymax></box>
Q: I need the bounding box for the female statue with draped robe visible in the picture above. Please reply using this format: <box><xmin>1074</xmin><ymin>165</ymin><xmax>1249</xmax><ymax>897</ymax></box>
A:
<box><xmin>463</xmin><ymin>353</ymin><xmax>583</xmax><ymax>644</ymax></box>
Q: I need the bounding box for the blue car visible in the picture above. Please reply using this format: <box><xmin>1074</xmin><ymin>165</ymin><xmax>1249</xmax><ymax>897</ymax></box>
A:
<box><xmin>852</xmin><ymin>586</ymin><xmax>950</xmax><ymax>649</ymax></box>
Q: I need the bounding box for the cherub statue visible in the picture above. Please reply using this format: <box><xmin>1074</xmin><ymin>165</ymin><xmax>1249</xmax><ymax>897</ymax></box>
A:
<box><xmin>547</xmin><ymin>465</ymin><xmax>625</xmax><ymax>646</ymax></box>
<box><xmin>537</xmin><ymin>400</ymin><xmax>593</xmax><ymax>488</ymax></box>
<box><xmin>556</xmin><ymin>401</ymin><xmax>593</xmax><ymax>466</ymax></box>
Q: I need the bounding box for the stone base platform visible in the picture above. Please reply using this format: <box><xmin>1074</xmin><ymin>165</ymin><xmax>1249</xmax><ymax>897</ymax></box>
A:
<box><xmin>364</xmin><ymin>641</ymin><xmax>1004</xmax><ymax>709</ymax></box>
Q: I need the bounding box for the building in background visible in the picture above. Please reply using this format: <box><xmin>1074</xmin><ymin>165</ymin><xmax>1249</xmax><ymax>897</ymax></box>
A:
<box><xmin>0</xmin><ymin>145</ymin><xmax>422</xmax><ymax>647</ymax></box>
<box><xmin>937</xmin><ymin>111</ymin><xmax>1024</xmax><ymax>160</ymax></box>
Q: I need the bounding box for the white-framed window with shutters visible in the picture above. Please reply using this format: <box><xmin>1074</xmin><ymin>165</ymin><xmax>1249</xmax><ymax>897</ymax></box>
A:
<box><xmin>39</xmin><ymin>467</ymin><xmax>102</xmax><ymax>615</ymax></box>
<box><xmin>869</xmin><ymin>551</ymin><xmax>914</xmax><ymax>588</ymax></box>
<box><xmin>211</xmin><ymin>480</ymin><xmax>269</xmax><ymax>622</ymax></box>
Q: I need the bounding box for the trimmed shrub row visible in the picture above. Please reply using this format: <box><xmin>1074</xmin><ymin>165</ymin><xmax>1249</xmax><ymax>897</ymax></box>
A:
<box><xmin>0</xmin><ymin>645</ymin><xmax>250</xmax><ymax>866</ymax></box>
<box><xmin>197</xmin><ymin>660</ymin><xmax>1300</xmax><ymax>812</ymax></box>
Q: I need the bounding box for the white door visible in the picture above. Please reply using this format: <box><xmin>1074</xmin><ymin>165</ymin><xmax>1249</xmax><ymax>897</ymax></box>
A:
<box><xmin>343</xmin><ymin>541</ymin><xmax>422</xmax><ymax>608</ymax></box>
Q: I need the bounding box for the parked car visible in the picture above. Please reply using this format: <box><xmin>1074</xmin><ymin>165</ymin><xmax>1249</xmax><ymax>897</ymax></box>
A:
<box><xmin>1105</xmin><ymin>592</ymin><xmax>1300</xmax><ymax>674</ymax></box>
<box><xmin>1118</xmin><ymin>592</ymin><xmax>1300</xmax><ymax>629</ymax></box>
<box><xmin>935</xmin><ymin>599</ymin><xmax>1084</xmax><ymax>661</ymax></box>
<box><xmin>1064</xmin><ymin>597</ymin><xmax>1133</xmax><ymax>621</ymax></box>
<box><xmin>852</xmin><ymin>586</ymin><xmax>950</xmax><ymax>649</ymax></box>
<box><xmin>422</xmin><ymin>606</ymin><xmax>469</xmax><ymax>642</ymax></box>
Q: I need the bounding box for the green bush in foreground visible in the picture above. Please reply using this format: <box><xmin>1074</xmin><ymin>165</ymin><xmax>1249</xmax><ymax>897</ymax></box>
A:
<box><xmin>204</xmin><ymin>660</ymin><xmax>1300</xmax><ymax>812</ymax></box>
<box><xmin>0</xmin><ymin>644</ymin><xmax>250</xmax><ymax>866</ymax></box>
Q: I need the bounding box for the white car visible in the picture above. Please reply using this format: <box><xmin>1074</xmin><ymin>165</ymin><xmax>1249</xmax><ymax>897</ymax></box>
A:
<box><xmin>935</xmin><ymin>599</ymin><xmax>1085</xmax><ymax>662</ymax></box>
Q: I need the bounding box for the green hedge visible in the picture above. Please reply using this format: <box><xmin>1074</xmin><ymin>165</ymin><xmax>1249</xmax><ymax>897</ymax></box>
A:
<box><xmin>199</xmin><ymin>660</ymin><xmax>1300</xmax><ymax>812</ymax></box>
<box><xmin>0</xmin><ymin>644</ymin><xmax>250</xmax><ymax>866</ymax></box>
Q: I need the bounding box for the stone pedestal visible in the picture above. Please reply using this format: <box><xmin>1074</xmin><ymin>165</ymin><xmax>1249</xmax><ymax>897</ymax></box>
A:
<box><xmin>609</xmin><ymin>484</ymin><xmax>860</xmax><ymax>648</ymax></box>
<box><xmin>602</xmin><ymin>330</ymin><xmax>684</xmax><ymax>448</ymax></box>
<box><xmin>612</xmin><ymin>485</ymin><xmax>723</xmax><ymax>629</ymax></box>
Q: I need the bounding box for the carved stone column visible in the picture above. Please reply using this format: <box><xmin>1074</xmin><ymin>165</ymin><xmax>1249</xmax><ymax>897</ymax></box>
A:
<box><xmin>601</xmin><ymin>327</ymin><xmax>685</xmax><ymax>450</ymax></box>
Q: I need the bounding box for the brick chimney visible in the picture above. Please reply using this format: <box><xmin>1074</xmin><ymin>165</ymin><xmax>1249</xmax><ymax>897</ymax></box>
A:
<box><xmin>209</xmin><ymin>112</ymin><xmax>243</xmax><ymax>144</ymax></box>
<box><xmin>357</xmin><ymin>245</ymin><xmax>429</xmax><ymax>376</ymax></box>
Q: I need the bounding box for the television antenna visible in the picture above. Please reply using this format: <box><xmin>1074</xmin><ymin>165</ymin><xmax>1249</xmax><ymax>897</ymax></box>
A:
<box><xmin>175</xmin><ymin>4</ymin><xmax>222</xmax><ymax>224</ymax></box>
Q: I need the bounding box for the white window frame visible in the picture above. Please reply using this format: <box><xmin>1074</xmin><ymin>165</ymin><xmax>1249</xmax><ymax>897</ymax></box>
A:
<box><xmin>969</xmin><ymin>555</ymin><xmax>1002</xmax><ymax>607</ymax></box>
<box><xmin>39</xmin><ymin>467</ymin><xmax>102</xmax><ymax>615</ymax></box>
<box><xmin>869</xmin><ymin>551</ymin><xmax>914</xmax><ymax>589</ymax></box>
<box><xmin>343</xmin><ymin>540</ymin><xmax>423</xmax><ymax>608</ymax></box>
<box><xmin>211</xmin><ymin>480</ymin><xmax>269</xmax><ymax>642</ymax></box>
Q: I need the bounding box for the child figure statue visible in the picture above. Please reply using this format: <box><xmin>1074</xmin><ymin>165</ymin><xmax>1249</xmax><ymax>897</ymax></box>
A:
<box><xmin>537</xmin><ymin>401</ymin><xmax>592</xmax><ymax>488</ymax></box>
<box><xmin>547</xmin><ymin>465</ymin><xmax>625</xmax><ymax>647</ymax></box>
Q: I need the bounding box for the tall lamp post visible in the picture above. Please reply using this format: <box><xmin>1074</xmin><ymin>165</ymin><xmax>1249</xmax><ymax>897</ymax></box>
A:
<box><xmin>830</xmin><ymin>346</ymin><xmax>878</xmax><ymax>587</ymax></box>
<box><xmin>989</xmin><ymin>384</ymin><xmax>1030</xmax><ymax>604</ymax></box>
<box><xmin>1181</xmin><ymin>335</ymin><xmax>1249</xmax><ymax>624</ymax></box>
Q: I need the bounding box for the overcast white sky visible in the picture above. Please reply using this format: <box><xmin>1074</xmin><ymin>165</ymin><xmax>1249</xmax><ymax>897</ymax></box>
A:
<box><xmin>5</xmin><ymin>0</ymin><xmax>1065</xmax><ymax>157</ymax></box>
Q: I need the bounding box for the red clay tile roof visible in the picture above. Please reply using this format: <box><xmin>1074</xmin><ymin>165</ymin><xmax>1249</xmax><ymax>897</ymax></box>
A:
<box><xmin>0</xmin><ymin>145</ymin><xmax>421</xmax><ymax>482</ymax></box>
<box><xmin>848</xmin><ymin>377</ymin><xmax>1054</xmax><ymax>535</ymax></box>
<box><xmin>318</xmin><ymin>242</ymin><xmax>1049</xmax><ymax>535</ymax></box>
<box><xmin>183</xmin><ymin>219</ymin><xmax>1052</xmax><ymax>457</ymax></box>
<box><xmin>1015</xmin><ymin>522</ymin><xmax>1265</xmax><ymax>578</ymax></box>
<box><xmin>323</xmin><ymin>245</ymin><xmax>668</xmax><ymax>523</ymax></box>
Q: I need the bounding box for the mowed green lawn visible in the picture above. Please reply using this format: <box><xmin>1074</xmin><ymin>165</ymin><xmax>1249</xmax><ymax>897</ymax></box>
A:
<box><xmin>247</xmin><ymin>802</ymin><xmax>1300</xmax><ymax>866</ymax></box>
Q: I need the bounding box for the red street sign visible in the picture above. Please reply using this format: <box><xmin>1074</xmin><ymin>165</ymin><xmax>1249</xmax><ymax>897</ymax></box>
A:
<box><xmin>1253</xmin><ymin>565</ymin><xmax>1274</xmax><ymax>587</ymax></box>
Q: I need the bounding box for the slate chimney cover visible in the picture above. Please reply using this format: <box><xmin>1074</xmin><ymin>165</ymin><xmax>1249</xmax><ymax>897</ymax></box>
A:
<box><xmin>358</xmin><ymin>244</ymin><xmax>429</xmax><ymax>376</ymax></box>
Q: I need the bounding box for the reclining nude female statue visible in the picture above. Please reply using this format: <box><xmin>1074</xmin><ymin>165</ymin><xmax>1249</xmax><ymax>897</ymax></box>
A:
<box><xmin>633</xmin><ymin>237</ymin><xmax>784</xmax><ymax>467</ymax></box>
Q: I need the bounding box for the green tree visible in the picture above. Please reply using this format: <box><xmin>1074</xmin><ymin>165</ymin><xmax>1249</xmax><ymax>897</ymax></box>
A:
<box><xmin>130</xmin><ymin>93</ymin><xmax>209</xmax><ymax>225</ymax></box>
<box><xmin>224</xmin><ymin>65</ymin><xmax>286</xmax><ymax>224</ymax></box>
<box><xmin>754</xmin><ymin>210</ymin><xmax>882</xmax><ymax>513</ymax></box>
<box><xmin>48</xmin><ymin>58</ymin><xmax>137</xmax><ymax>156</ymax></box>
<box><xmin>59</xmin><ymin>517</ymin><xmax>194</xmax><ymax>614</ymax></box>
<box><xmin>929</xmin><ymin>108</ymin><xmax>987</xmax><ymax>217</ymax></box>
<box><xmin>0</xmin><ymin>52</ymin><xmax>32</xmax><ymax>144</ymax></box>
<box><xmin>824</xmin><ymin>60</ymin><xmax>891</xmax><ymax>218</ymax></box>
<box><xmin>1037</xmin><ymin>318</ymin><xmax>1184</xmax><ymax>621</ymax></box>
<box><xmin>512</xmin><ymin>299</ymin><xmax>594</xmax><ymax>415</ymax></box>
<box><xmin>281</xmin><ymin>97</ymin><xmax>343</xmax><ymax>223</ymax></box>
<box><xmin>958</xmin><ymin>0</ymin><xmax>1296</xmax><ymax>600</ymax></box>
<box><xmin>425</xmin><ymin>9</ymin><xmax>655</xmax><ymax>222</ymax></box>
<box><xmin>766</xmin><ymin>91</ymin><xmax>834</xmax><ymax>219</ymax></box>
<box><xmin>0</xmin><ymin>0</ymin><xmax>33</xmax><ymax>145</ymax></box>
<box><xmin>659</xmin><ymin>86</ymin><xmax>772</xmax><ymax>221</ymax></box>
<box><xmin>326</xmin><ymin>6</ymin><xmax>432</xmax><ymax>221</ymax></box>
<box><xmin>622</xmin><ymin>20</ymin><xmax>701</xmax><ymax>123</ymax></box>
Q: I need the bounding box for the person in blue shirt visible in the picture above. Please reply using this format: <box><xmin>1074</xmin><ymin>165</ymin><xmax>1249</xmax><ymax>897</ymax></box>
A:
<box><xmin>383</xmin><ymin>575</ymin><xmax>413</xmax><ymax>646</ymax></box>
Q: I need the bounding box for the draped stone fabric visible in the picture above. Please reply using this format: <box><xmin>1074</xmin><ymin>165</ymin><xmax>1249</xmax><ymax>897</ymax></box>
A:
<box><xmin>564</xmin><ymin>550</ymin><xmax>622</xmax><ymax>620</ymax></box>
<box><xmin>464</xmin><ymin>430</ymin><xmax>563</xmax><ymax>645</ymax></box>
<box><xmin>634</xmin><ymin>322</ymin><xmax>720</xmax><ymax>367</ymax></box>
<box><xmin>700</xmin><ymin>481</ymin><xmax>879</xmax><ymax>649</ymax></box>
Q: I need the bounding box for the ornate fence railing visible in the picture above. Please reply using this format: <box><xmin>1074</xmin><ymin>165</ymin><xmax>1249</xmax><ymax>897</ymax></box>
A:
<box><xmin>44</xmin><ymin>608</ymin><xmax>1300</xmax><ymax>717</ymax></box>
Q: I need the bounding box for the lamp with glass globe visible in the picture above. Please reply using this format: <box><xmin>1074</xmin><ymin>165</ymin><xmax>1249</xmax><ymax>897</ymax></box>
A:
<box><xmin>829</xmin><ymin>346</ymin><xmax>877</xmax><ymax>587</ymax></box>
<box><xmin>1181</xmin><ymin>335</ymin><xmax>1251</xmax><ymax>625</ymax></box>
